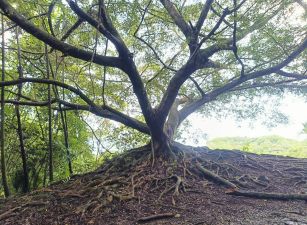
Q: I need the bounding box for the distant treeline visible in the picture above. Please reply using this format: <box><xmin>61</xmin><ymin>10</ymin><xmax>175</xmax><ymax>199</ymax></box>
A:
<box><xmin>207</xmin><ymin>135</ymin><xmax>307</xmax><ymax>158</ymax></box>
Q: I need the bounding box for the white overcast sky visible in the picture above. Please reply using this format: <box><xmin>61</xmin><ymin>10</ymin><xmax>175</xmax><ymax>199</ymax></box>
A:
<box><xmin>181</xmin><ymin>93</ymin><xmax>307</xmax><ymax>146</ymax></box>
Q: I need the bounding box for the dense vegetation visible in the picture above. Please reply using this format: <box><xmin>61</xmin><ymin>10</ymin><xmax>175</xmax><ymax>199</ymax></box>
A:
<box><xmin>208</xmin><ymin>135</ymin><xmax>307</xmax><ymax>158</ymax></box>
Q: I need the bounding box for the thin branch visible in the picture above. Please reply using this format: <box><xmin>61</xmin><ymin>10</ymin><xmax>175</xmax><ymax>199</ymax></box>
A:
<box><xmin>0</xmin><ymin>77</ymin><xmax>96</xmax><ymax>106</ymax></box>
<box><xmin>232</xmin><ymin>0</ymin><xmax>245</xmax><ymax>77</ymax></box>
<box><xmin>47</xmin><ymin>0</ymin><xmax>57</xmax><ymax>37</ymax></box>
<box><xmin>134</xmin><ymin>0</ymin><xmax>176</xmax><ymax>72</ymax></box>
<box><xmin>198</xmin><ymin>1</ymin><xmax>285</xmax><ymax>66</ymax></box>
<box><xmin>146</xmin><ymin>51</ymin><xmax>180</xmax><ymax>84</ymax></box>
<box><xmin>79</xmin><ymin>115</ymin><xmax>112</xmax><ymax>154</ymax></box>
<box><xmin>6</xmin><ymin>90</ymin><xmax>36</xmax><ymax>102</ymax></box>
<box><xmin>194</xmin><ymin>8</ymin><xmax>231</xmax><ymax>55</ymax></box>
<box><xmin>229</xmin><ymin>78</ymin><xmax>300</xmax><ymax>92</ymax></box>
<box><xmin>276</xmin><ymin>70</ymin><xmax>307</xmax><ymax>79</ymax></box>
<box><xmin>210</xmin><ymin>6</ymin><xmax>234</xmax><ymax>30</ymax></box>
<box><xmin>67</xmin><ymin>0</ymin><xmax>129</xmax><ymax>56</ymax></box>
<box><xmin>0</xmin><ymin>12</ymin><xmax>47</xmax><ymax>35</ymax></box>
<box><xmin>135</xmin><ymin>36</ymin><xmax>177</xmax><ymax>72</ymax></box>
<box><xmin>60</xmin><ymin>18</ymin><xmax>83</xmax><ymax>42</ymax></box>
<box><xmin>102</xmin><ymin>39</ymin><xmax>108</xmax><ymax>105</ymax></box>
<box><xmin>0</xmin><ymin>0</ymin><xmax>123</xmax><ymax>68</ymax></box>
<box><xmin>189</xmin><ymin>76</ymin><xmax>205</xmax><ymax>96</ymax></box>
<box><xmin>133</xmin><ymin>0</ymin><xmax>152</xmax><ymax>36</ymax></box>
<box><xmin>3</xmin><ymin>99</ymin><xmax>57</xmax><ymax>106</ymax></box>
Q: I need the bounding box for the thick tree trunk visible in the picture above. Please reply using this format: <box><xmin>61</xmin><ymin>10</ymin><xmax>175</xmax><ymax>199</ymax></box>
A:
<box><xmin>151</xmin><ymin>133</ymin><xmax>175</xmax><ymax>159</ymax></box>
<box><xmin>151</xmin><ymin>97</ymin><xmax>189</xmax><ymax>159</ymax></box>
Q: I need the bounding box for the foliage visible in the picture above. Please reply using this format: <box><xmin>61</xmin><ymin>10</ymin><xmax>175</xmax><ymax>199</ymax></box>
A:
<box><xmin>0</xmin><ymin>104</ymin><xmax>100</xmax><ymax>196</ymax></box>
<box><xmin>208</xmin><ymin>135</ymin><xmax>307</xmax><ymax>158</ymax></box>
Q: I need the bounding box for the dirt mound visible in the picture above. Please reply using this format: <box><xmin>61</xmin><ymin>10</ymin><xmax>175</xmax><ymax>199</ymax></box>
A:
<box><xmin>0</xmin><ymin>146</ymin><xmax>306</xmax><ymax>225</ymax></box>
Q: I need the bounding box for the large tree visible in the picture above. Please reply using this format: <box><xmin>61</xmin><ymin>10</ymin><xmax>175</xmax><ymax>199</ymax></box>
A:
<box><xmin>0</xmin><ymin>0</ymin><xmax>306</xmax><ymax>161</ymax></box>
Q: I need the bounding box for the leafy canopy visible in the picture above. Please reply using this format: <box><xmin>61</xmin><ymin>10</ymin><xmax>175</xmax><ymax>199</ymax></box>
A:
<box><xmin>0</xmin><ymin>0</ymin><xmax>306</xmax><ymax>148</ymax></box>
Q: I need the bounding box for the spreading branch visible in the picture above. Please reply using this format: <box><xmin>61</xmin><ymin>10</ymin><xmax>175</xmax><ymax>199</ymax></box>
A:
<box><xmin>0</xmin><ymin>0</ymin><xmax>123</xmax><ymax>68</ymax></box>
<box><xmin>67</xmin><ymin>0</ymin><xmax>129</xmax><ymax>56</ymax></box>
<box><xmin>0</xmin><ymin>78</ymin><xmax>149</xmax><ymax>134</ymax></box>
<box><xmin>67</xmin><ymin>0</ymin><xmax>154</xmax><ymax>131</ymax></box>
<box><xmin>59</xmin><ymin>101</ymin><xmax>150</xmax><ymax>134</ymax></box>
<box><xmin>159</xmin><ymin>0</ymin><xmax>192</xmax><ymax>39</ymax></box>
<box><xmin>195</xmin><ymin>0</ymin><xmax>214</xmax><ymax>34</ymax></box>
<box><xmin>0</xmin><ymin>0</ymin><xmax>155</xmax><ymax>136</ymax></box>
<box><xmin>179</xmin><ymin>37</ymin><xmax>307</xmax><ymax>122</ymax></box>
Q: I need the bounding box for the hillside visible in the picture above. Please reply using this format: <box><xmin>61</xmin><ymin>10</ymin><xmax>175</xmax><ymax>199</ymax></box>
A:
<box><xmin>208</xmin><ymin>135</ymin><xmax>307</xmax><ymax>158</ymax></box>
<box><xmin>0</xmin><ymin>146</ymin><xmax>306</xmax><ymax>225</ymax></box>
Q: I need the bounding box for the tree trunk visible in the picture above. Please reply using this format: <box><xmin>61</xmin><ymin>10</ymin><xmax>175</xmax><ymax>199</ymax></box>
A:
<box><xmin>151</xmin><ymin>132</ymin><xmax>175</xmax><ymax>159</ymax></box>
<box><xmin>45</xmin><ymin>44</ymin><xmax>53</xmax><ymax>182</ymax></box>
<box><xmin>61</xmin><ymin>110</ymin><xmax>73</xmax><ymax>175</ymax></box>
<box><xmin>50</xmin><ymin>59</ymin><xmax>73</xmax><ymax>176</ymax></box>
<box><xmin>0</xmin><ymin>14</ymin><xmax>10</xmax><ymax>197</ymax></box>
<box><xmin>15</xmin><ymin>107</ymin><xmax>29</xmax><ymax>192</ymax></box>
<box><xmin>151</xmin><ymin>97</ymin><xmax>189</xmax><ymax>159</ymax></box>
<box><xmin>15</xmin><ymin>27</ymin><xmax>29</xmax><ymax>193</ymax></box>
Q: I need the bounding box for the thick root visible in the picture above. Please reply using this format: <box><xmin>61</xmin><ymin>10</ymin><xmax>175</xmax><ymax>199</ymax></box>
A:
<box><xmin>0</xmin><ymin>201</ymin><xmax>47</xmax><ymax>221</ymax></box>
<box><xmin>195</xmin><ymin>162</ymin><xmax>237</xmax><ymax>189</ymax></box>
<box><xmin>226</xmin><ymin>190</ymin><xmax>307</xmax><ymax>200</ymax></box>
<box><xmin>194</xmin><ymin>160</ymin><xmax>307</xmax><ymax>201</ymax></box>
<box><xmin>137</xmin><ymin>213</ymin><xmax>180</xmax><ymax>223</ymax></box>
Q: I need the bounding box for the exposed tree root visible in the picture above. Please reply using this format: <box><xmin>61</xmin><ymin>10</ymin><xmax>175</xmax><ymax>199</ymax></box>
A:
<box><xmin>194</xmin><ymin>159</ymin><xmax>307</xmax><ymax>201</ymax></box>
<box><xmin>137</xmin><ymin>212</ymin><xmax>180</xmax><ymax>223</ymax></box>
<box><xmin>195</xmin><ymin>161</ymin><xmax>237</xmax><ymax>188</ymax></box>
<box><xmin>75</xmin><ymin>164</ymin><xmax>145</xmax><ymax>216</ymax></box>
<box><xmin>1</xmin><ymin>145</ymin><xmax>306</xmax><ymax>225</ymax></box>
<box><xmin>227</xmin><ymin>190</ymin><xmax>307</xmax><ymax>200</ymax></box>
<box><xmin>0</xmin><ymin>201</ymin><xmax>47</xmax><ymax>221</ymax></box>
<box><xmin>158</xmin><ymin>175</ymin><xmax>185</xmax><ymax>205</ymax></box>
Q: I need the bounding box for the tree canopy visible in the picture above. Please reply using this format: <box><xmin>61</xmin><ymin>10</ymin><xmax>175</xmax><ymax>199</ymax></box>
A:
<box><xmin>0</xmin><ymin>0</ymin><xmax>306</xmax><ymax>196</ymax></box>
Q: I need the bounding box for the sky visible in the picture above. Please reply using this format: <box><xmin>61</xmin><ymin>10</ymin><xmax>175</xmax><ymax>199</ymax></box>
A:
<box><xmin>181</xmin><ymin>93</ymin><xmax>307</xmax><ymax>146</ymax></box>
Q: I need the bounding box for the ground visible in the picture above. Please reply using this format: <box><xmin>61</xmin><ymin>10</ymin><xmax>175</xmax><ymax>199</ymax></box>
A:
<box><xmin>0</xmin><ymin>145</ymin><xmax>306</xmax><ymax>225</ymax></box>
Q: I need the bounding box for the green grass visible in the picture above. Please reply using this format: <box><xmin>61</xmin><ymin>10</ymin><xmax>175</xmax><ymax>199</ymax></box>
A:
<box><xmin>207</xmin><ymin>135</ymin><xmax>307</xmax><ymax>158</ymax></box>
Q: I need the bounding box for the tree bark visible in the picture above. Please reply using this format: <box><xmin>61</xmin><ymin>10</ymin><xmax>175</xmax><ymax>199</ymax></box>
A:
<box><xmin>0</xmin><ymin>14</ymin><xmax>10</xmax><ymax>197</ymax></box>
<box><xmin>151</xmin><ymin>132</ymin><xmax>174</xmax><ymax>159</ymax></box>
<box><xmin>61</xmin><ymin>107</ymin><xmax>73</xmax><ymax>175</ymax></box>
<box><xmin>15</xmin><ymin>26</ymin><xmax>29</xmax><ymax>193</ymax></box>
<box><xmin>150</xmin><ymin>97</ymin><xmax>189</xmax><ymax>159</ymax></box>
<box><xmin>49</xmin><ymin>52</ymin><xmax>73</xmax><ymax>176</ymax></box>
<box><xmin>45</xmin><ymin>44</ymin><xmax>53</xmax><ymax>182</ymax></box>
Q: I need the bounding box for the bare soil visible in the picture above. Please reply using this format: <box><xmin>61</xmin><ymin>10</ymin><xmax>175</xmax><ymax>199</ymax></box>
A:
<box><xmin>0</xmin><ymin>145</ymin><xmax>306</xmax><ymax>225</ymax></box>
